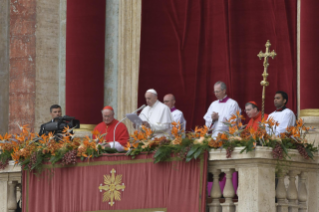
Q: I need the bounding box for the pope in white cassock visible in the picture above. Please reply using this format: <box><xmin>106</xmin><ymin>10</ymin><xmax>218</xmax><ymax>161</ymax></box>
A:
<box><xmin>163</xmin><ymin>94</ymin><xmax>186</xmax><ymax>130</ymax></box>
<box><xmin>203</xmin><ymin>81</ymin><xmax>241</xmax><ymax>137</ymax></box>
<box><xmin>267</xmin><ymin>91</ymin><xmax>296</xmax><ymax>135</ymax></box>
<box><xmin>139</xmin><ymin>89</ymin><xmax>173</xmax><ymax>137</ymax></box>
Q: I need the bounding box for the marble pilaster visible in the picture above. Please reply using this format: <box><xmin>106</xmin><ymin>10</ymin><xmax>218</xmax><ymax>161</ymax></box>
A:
<box><xmin>35</xmin><ymin>0</ymin><xmax>62</xmax><ymax>132</ymax></box>
<box><xmin>0</xmin><ymin>0</ymin><xmax>10</xmax><ymax>134</ymax></box>
<box><xmin>117</xmin><ymin>0</ymin><xmax>141</xmax><ymax>133</ymax></box>
<box><xmin>104</xmin><ymin>0</ymin><xmax>119</xmax><ymax>116</ymax></box>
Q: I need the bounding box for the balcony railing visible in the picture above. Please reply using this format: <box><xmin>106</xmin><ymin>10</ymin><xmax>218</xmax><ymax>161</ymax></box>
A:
<box><xmin>207</xmin><ymin>146</ymin><xmax>318</xmax><ymax>212</ymax></box>
<box><xmin>0</xmin><ymin>161</ymin><xmax>21</xmax><ymax>212</ymax></box>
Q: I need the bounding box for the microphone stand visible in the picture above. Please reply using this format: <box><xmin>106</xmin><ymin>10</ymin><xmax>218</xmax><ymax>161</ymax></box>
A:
<box><xmin>112</xmin><ymin>105</ymin><xmax>146</xmax><ymax>150</ymax></box>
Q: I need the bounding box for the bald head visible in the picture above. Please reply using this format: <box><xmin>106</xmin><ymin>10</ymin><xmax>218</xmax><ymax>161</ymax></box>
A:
<box><xmin>163</xmin><ymin>94</ymin><xmax>175</xmax><ymax>109</ymax></box>
<box><xmin>145</xmin><ymin>91</ymin><xmax>158</xmax><ymax>107</ymax></box>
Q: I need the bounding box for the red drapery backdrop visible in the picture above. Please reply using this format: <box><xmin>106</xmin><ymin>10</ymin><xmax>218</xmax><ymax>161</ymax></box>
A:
<box><xmin>300</xmin><ymin>0</ymin><xmax>319</xmax><ymax>109</ymax></box>
<box><xmin>23</xmin><ymin>154</ymin><xmax>207</xmax><ymax>212</ymax></box>
<box><xmin>65</xmin><ymin>0</ymin><xmax>106</xmax><ymax>124</ymax></box>
<box><xmin>139</xmin><ymin>0</ymin><xmax>297</xmax><ymax>130</ymax></box>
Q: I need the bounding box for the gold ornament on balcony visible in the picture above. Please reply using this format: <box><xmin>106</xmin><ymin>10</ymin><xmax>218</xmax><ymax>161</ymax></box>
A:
<box><xmin>257</xmin><ymin>40</ymin><xmax>277</xmax><ymax>119</ymax></box>
<box><xmin>99</xmin><ymin>168</ymin><xmax>126</xmax><ymax>206</ymax></box>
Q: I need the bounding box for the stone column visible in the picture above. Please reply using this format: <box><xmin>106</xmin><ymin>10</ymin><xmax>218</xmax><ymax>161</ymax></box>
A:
<box><xmin>8</xmin><ymin>0</ymin><xmax>66</xmax><ymax>134</ymax></box>
<box><xmin>0</xmin><ymin>0</ymin><xmax>10</xmax><ymax>134</ymax></box>
<box><xmin>104</xmin><ymin>0</ymin><xmax>119</xmax><ymax>116</ymax></box>
<box><xmin>34</xmin><ymin>0</ymin><xmax>64</xmax><ymax>131</ymax></box>
<box><xmin>117</xmin><ymin>0</ymin><xmax>141</xmax><ymax>134</ymax></box>
<box><xmin>237</xmin><ymin>165</ymin><xmax>276</xmax><ymax>212</ymax></box>
<box><xmin>58</xmin><ymin>0</ymin><xmax>67</xmax><ymax>114</ymax></box>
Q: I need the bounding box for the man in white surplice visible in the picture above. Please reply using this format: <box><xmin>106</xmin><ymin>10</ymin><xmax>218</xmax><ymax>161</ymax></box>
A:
<box><xmin>163</xmin><ymin>94</ymin><xmax>186</xmax><ymax>130</ymax></box>
<box><xmin>139</xmin><ymin>89</ymin><xmax>173</xmax><ymax>137</ymax></box>
<box><xmin>267</xmin><ymin>91</ymin><xmax>296</xmax><ymax>136</ymax></box>
<box><xmin>203</xmin><ymin>81</ymin><xmax>241</xmax><ymax>137</ymax></box>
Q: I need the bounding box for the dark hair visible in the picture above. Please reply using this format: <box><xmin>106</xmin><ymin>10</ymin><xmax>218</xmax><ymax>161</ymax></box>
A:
<box><xmin>275</xmin><ymin>91</ymin><xmax>288</xmax><ymax>105</ymax></box>
<box><xmin>50</xmin><ymin>104</ymin><xmax>61</xmax><ymax>112</ymax></box>
<box><xmin>245</xmin><ymin>102</ymin><xmax>259</xmax><ymax>111</ymax></box>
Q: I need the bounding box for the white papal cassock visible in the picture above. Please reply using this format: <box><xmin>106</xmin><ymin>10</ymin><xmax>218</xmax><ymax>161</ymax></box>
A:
<box><xmin>266</xmin><ymin>108</ymin><xmax>296</xmax><ymax>136</ymax></box>
<box><xmin>139</xmin><ymin>100</ymin><xmax>173</xmax><ymax>137</ymax></box>
<box><xmin>171</xmin><ymin>108</ymin><xmax>186</xmax><ymax>130</ymax></box>
<box><xmin>203</xmin><ymin>97</ymin><xmax>241</xmax><ymax>137</ymax></box>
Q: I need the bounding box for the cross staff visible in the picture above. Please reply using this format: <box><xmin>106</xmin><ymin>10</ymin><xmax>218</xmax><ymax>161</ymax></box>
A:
<box><xmin>257</xmin><ymin>40</ymin><xmax>277</xmax><ymax>119</ymax></box>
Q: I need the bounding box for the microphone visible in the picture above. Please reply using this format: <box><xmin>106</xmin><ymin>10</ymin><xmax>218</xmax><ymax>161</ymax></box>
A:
<box><xmin>112</xmin><ymin>105</ymin><xmax>146</xmax><ymax>150</ymax></box>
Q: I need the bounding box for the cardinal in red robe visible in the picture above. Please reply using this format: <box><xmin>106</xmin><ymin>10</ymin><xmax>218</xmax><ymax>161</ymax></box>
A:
<box><xmin>245</xmin><ymin>101</ymin><xmax>268</xmax><ymax>131</ymax></box>
<box><xmin>93</xmin><ymin>106</ymin><xmax>129</xmax><ymax>151</ymax></box>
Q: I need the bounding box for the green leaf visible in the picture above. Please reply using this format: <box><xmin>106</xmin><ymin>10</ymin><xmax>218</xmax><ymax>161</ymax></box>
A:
<box><xmin>194</xmin><ymin>148</ymin><xmax>203</xmax><ymax>159</ymax></box>
<box><xmin>305</xmin><ymin>148</ymin><xmax>314</xmax><ymax>159</ymax></box>
<box><xmin>187</xmin><ymin>145</ymin><xmax>200</xmax><ymax>157</ymax></box>
<box><xmin>154</xmin><ymin>149</ymin><xmax>163</xmax><ymax>158</ymax></box>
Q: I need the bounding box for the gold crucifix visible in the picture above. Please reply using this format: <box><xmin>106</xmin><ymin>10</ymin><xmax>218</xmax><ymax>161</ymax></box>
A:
<box><xmin>257</xmin><ymin>40</ymin><xmax>277</xmax><ymax>119</ymax></box>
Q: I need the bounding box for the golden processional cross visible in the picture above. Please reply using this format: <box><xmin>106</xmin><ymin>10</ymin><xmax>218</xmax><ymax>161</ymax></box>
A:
<box><xmin>257</xmin><ymin>40</ymin><xmax>277</xmax><ymax>119</ymax></box>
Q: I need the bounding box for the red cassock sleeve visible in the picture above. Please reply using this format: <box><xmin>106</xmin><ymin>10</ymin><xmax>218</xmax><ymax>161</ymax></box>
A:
<box><xmin>114</xmin><ymin>122</ymin><xmax>130</xmax><ymax>146</ymax></box>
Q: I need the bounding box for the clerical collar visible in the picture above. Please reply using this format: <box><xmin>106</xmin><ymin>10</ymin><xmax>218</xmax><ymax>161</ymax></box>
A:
<box><xmin>276</xmin><ymin>106</ymin><xmax>287</xmax><ymax>112</ymax></box>
<box><xmin>219</xmin><ymin>96</ymin><xmax>229</xmax><ymax>103</ymax></box>
<box><xmin>171</xmin><ymin>107</ymin><xmax>177</xmax><ymax>112</ymax></box>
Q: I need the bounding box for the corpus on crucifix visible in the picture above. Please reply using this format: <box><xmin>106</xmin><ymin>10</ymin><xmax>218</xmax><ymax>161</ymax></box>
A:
<box><xmin>257</xmin><ymin>40</ymin><xmax>277</xmax><ymax>119</ymax></box>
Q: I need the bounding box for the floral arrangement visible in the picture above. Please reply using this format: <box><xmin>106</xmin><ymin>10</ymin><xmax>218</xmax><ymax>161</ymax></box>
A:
<box><xmin>0</xmin><ymin>111</ymin><xmax>317</xmax><ymax>173</ymax></box>
<box><xmin>0</xmin><ymin>125</ymin><xmax>118</xmax><ymax>172</ymax></box>
<box><xmin>126</xmin><ymin>111</ymin><xmax>317</xmax><ymax>162</ymax></box>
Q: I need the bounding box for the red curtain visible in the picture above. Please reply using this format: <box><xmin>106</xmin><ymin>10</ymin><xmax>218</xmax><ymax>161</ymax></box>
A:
<box><xmin>23</xmin><ymin>154</ymin><xmax>207</xmax><ymax>212</ymax></box>
<box><xmin>66</xmin><ymin>0</ymin><xmax>106</xmax><ymax>124</ymax></box>
<box><xmin>139</xmin><ymin>0</ymin><xmax>297</xmax><ymax>130</ymax></box>
<box><xmin>300</xmin><ymin>0</ymin><xmax>319</xmax><ymax>109</ymax></box>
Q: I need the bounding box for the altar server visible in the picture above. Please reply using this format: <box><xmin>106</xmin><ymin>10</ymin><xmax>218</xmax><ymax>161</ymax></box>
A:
<box><xmin>267</xmin><ymin>91</ymin><xmax>296</xmax><ymax>136</ymax></box>
<box><xmin>94</xmin><ymin>106</ymin><xmax>129</xmax><ymax>151</ymax></box>
<box><xmin>139</xmin><ymin>89</ymin><xmax>173</xmax><ymax>137</ymax></box>
<box><xmin>163</xmin><ymin>94</ymin><xmax>186</xmax><ymax>129</ymax></box>
<box><xmin>203</xmin><ymin>81</ymin><xmax>241</xmax><ymax>137</ymax></box>
<box><xmin>245</xmin><ymin>101</ymin><xmax>268</xmax><ymax>131</ymax></box>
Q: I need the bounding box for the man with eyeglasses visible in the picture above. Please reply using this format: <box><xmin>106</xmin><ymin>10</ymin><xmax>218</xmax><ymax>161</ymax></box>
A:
<box><xmin>93</xmin><ymin>106</ymin><xmax>129</xmax><ymax>151</ymax></box>
<box><xmin>245</xmin><ymin>101</ymin><xmax>268</xmax><ymax>131</ymax></box>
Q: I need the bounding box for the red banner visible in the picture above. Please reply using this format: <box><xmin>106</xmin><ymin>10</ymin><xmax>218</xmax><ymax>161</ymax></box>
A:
<box><xmin>23</xmin><ymin>153</ymin><xmax>207</xmax><ymax>212</ymax></box>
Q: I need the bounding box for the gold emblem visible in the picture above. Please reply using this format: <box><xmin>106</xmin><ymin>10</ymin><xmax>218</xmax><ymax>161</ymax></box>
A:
<box><xmin>99</xmin><ymin>168</ymin><xmax>126</xmax><ymax>206</ymax></box>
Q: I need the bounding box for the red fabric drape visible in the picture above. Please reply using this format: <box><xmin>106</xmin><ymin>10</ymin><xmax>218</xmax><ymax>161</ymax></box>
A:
<box><xmin>23</xmin><ymin>154</ymin><xmax>207</xmax><ymax>212</ymax></box>
<box><xmin>139</xmin><ymin>0</ymin><xmax>297</xmax><ymax>130</ymax></box>
<box><xmin>66</xmin><ymin>0</ymin><xmax>106</xmax><ymax>124</ymax></box>
<box><xmin>300</xmin><ymin>0</ymin><xmax>319</xmax><ymax>109</ymax></box>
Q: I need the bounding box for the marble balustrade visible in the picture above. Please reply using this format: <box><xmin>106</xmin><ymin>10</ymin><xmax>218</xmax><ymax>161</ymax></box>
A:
<box><xmin>1</xmin><ymin>147</ymin><xmax>319</xmax><ymax>212</ymax></box>
<box><xmin>207</xmin><ymin>146</ymin><xmax>319</xmax><ymax>212</ymax></box>
<box><xmin>0</xmin><ymin>161</ymin><xmax>21</xmax><ymax>212</ymax></box>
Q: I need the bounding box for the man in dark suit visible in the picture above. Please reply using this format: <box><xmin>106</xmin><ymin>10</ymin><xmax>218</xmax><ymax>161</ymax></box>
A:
<box><xmin>39</xmin><ymin>104</ymin><xmax>62</xmax><ymax>136</ymax></box>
